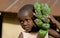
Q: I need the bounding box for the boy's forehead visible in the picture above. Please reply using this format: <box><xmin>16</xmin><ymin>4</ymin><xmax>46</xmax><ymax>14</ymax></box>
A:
<box><xmin>23</xmin><ymin>11</ymin><xmax>30</xmax><ymax>16</ymax></box>
<box><xmin>19</xmin><ymin>11</ymin><xmax>34</xmax><ymax>19</ymax></box>
<box><xmin>21</xmin><ymin>10</ymin><xmax>33</xmax><ymax>16</ymax></box>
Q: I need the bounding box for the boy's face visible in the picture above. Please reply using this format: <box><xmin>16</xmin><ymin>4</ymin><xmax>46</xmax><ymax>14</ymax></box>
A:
<box><xmin>19</xmin><ymin>11</ymin><xmax>35</xmax><ymax>32</ymax></box>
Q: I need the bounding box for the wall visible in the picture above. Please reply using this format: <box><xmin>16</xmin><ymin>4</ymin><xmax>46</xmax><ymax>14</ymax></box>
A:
<box><xmin>2</xmin><ymin>13</ymin><xmax>24</xmax><ymax>38</ymax></box>
<box><xmin>0</xmin><ymin>0</ymin><xmax>60</xmax><ymax>16</ymax></box>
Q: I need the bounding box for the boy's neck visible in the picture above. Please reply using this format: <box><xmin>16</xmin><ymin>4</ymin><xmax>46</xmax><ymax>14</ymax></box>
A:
<box><xmin>30</xmin><ymin>26</ymin><xmax>40</xmax><ymax>32</ymax></box>
<box><xmin>25</xmin><ymin>26</ymin><xmax>40</xmax><ymax>33</ymax></box>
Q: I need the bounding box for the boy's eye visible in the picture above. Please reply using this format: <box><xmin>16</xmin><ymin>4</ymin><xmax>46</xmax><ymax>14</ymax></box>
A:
<box><xmin>21</xmin><ymin>21</ymin><xmax>23</xmax><ymax>24</ymax></box>
<box><xmin>20</xmin><ymin>20</ymin><xmax>24</xmax><ymax>24</ymax></box>
<box><xmin>25</xmin><ymin>19</ymin><xmax>30</xmax><ymax>22</ymax></box>
<box><xmin>26</xmin><ymin>19</ymin><xmax>28</xmax><ymax>21</ymax></box>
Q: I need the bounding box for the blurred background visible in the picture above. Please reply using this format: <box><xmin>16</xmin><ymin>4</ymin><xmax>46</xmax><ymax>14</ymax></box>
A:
<box><xmin>0</xmin><ymin>0</ymin><xmax>60</xmax><ymax>38</ymax></box>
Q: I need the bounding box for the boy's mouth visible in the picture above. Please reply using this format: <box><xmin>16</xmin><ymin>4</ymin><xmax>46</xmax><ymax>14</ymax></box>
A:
<box><xmin>25</xmin><ymin>28</ymin><xmax>31</xmax><ymax>32</ymax></box>
<box><xmin>23</xmin><ymin>26</ymin><xmax>31</xmax><ymax>31</ymax></box>
<box><xmin>24</xmin><ymin>27</ymin><xmax>30</xmax><ymax>29</ymax></box>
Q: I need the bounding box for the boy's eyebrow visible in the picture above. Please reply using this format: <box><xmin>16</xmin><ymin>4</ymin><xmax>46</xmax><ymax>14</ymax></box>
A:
<box><xmin>18</xmin><ymin>18</ymin><xmax>22</xmax><ymax>21</ymax></box>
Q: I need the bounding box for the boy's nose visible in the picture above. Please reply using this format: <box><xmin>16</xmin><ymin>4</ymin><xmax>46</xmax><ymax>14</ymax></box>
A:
<box><xmin>24</xmin><ymin>21</ymin><xmax>28</xmax><ymax>26</ymax></box>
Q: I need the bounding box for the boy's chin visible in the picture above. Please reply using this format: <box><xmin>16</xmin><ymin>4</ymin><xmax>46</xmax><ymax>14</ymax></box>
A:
<box><xmin>25</xmin><ymin>29</ymin><xmax>31</xmax><ymax>32</ymax></box>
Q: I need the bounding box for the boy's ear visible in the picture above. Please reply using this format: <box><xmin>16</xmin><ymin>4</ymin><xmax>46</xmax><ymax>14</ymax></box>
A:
<box><xmin>32</xmin><ymin>13</ymin><xmax>36</xmax><ymax>20</ymax></box>
<box><xmin>33</xmin><ymin>13</ymin><xmax>35</xmax><ymax>16</ymax></box>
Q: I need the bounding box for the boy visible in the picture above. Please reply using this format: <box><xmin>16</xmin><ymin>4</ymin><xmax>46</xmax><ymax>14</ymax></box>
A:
<box><xmin>17</xmin><ymin>4</ymin><xmax>60</xmax><ymax>38</ymax></box>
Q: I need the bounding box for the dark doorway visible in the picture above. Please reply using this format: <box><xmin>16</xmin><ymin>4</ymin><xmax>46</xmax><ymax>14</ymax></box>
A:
<box><xmin>0</xmin><ymin>13</ymin><xmax>3</xmax><ymax>38</ymax></box>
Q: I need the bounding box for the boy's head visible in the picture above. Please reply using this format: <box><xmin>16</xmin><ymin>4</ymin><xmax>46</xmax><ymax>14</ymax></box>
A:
<box><xmin>18</xmin><ymin>4</ymin><xmax>35</xmax><ymax>32</ymax></box>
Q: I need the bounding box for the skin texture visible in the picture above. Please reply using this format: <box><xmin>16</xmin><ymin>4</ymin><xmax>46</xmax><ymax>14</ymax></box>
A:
<box><xmin>18</xmin><ymin>4</ymin><xmax>60</xmax><ymax>38</ymax></box>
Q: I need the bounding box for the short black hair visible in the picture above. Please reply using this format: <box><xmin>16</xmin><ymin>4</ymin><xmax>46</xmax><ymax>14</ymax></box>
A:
<box><xmin>17</xmin><ymin>4</ymin><xmax>34</xmax><ymax>17</ymax></box>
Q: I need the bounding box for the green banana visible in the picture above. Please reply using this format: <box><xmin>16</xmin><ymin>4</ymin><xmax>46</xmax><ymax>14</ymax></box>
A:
<box><xmin>42</xmin><ymin>23</ymin><xmax>50</xmax><ymax>30</ymax></box>
<box><xmin>41</xmin><ymin>4</ymin><xmax>51</xmax><ymax>15</ymax></box>
<box><xmin>34</xmin><ymin>2</ymin><xmax>42</xmax><ymax>15</ymax></box>
<box><xmin>34</xmin><ymin>19</ymin><xmax>43</xmax><ymax>27</ymax></box>
<box><xmin>41</xmin><ymin>16</ymin><xmax>50</xmax><ymax>23</ymax></box>
<box><xmin>35</xmin><ymin>14</ymin><xmax>42</xmax><ymax>19</ymax></box>
<box><xmin>39</xmin><ymin>29</ymin><xmax>47</xmax><ymax>37</ymax></box>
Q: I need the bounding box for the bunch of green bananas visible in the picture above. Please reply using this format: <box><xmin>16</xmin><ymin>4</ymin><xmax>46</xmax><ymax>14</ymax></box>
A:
<box><xmin>34</xmin><ymin>2</ymin><xmax>51</xmax><ymax>37</ymax></box>
<box><xmin>41</xmin><ymin>4</ymin><xmax>50</xmax><ymax>15</ymax></box>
